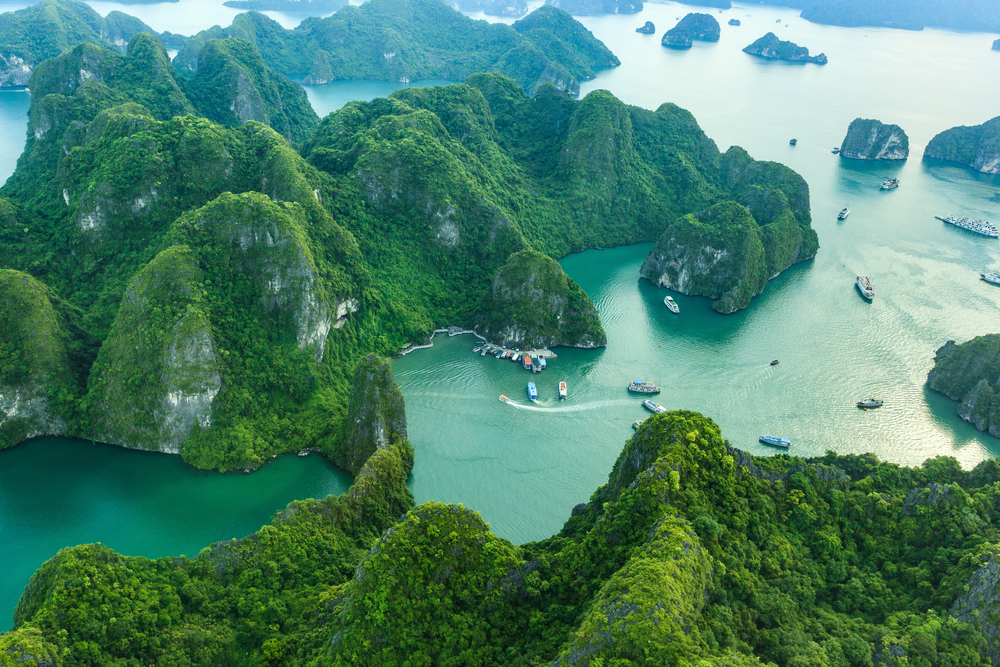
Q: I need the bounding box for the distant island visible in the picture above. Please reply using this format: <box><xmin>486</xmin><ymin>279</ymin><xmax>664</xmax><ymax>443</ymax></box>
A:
<box><xmin>928</xmin><ymin>335</ymin><xmax>1000</xmax><ymax>439</ymax></box>
<box><xmin>728</xmin><ymin>18</ymin><xmax>740</xmax><ymax>26</ymax></box>
<box><xmin>840</xmin><ymin>118</ymin><xmax>909</xmax><ymax>161</ymax></box>
<box><xmin>742</xmin><ymin>32</ymin><xmax>827</xmax><ymax>64</ymax></box>
<box><xmin>661</xmin><ymin>13</ymin><xmax>720</xmax><ymax>49</ymax></box>
<box><xmin>924</xmin><ymin>116</ymin><xmax>1000</xmax><ymax>174</ymax></box>
<box><xmin>796</xmin><ymin>0</ymin><xmax>1000</xmax><ymax>33</ymax></box>
<box><xmin>636</xmin><ymin>20</ymin><xmax>655</xmax><ymax>34</ymax></box>
<box><xmin>545</xmin><ymin>0</ymin><xmax>641</xmax><ymax>16</ymax></box>
<box><xmin>994</xmin><ymin>38</ymin><xmax>1000</xmax><ymax>50</ymax></box>
<box><xmin>681</xmin><ymin>0</ymin><xmax>730</xmax><ymax>7</ymax></box>
<box><xmin>223</xmin><ymin>0</ymin><xmax>345</xmax><ymax>10</ymax></box>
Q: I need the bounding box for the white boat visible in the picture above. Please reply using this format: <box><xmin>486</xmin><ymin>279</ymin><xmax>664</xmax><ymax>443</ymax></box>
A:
<box><xmin>982</xmin><ymin>273</ymin><xmax>1000</xmax><ymax>286</ymax></box>
<box><xmin>499</xmin><ymin>394</ymin><xmax>511</xmax><ymax>404</ymax></box>
<box><xmin>880</xmin><ymin>178</ymin><xmax>899</xmax><ymax>190</ymax></box>
<box><xmin>632</xmin><ymin>419</ymin><xmax>644</xmax><ymax>430</ymax></box>
<box><xmin>937</xmin><ymin>214</ymin><xmax>999</xmax><ymax>238</ymax></box>
<box><xmin>760</xmin><ymin>435</ymin><xmax>791</xmax><ymax>448</ymax></box>
<box><xmin>856</xmin><ymin>275</ymin><xmax>874</xmax><ymax>300</ymax></box>
<box><xmin>559</xmin><ymin>381</ymin><xmax>567</xmax><ymax>400</ymax></box>
<box><xmin>642</xmin><ymin>399</ymin><xmax>667</xmax><ymax>413</ymax></box>
<box><xmin>857</xmin><ymin>397</ymin><xmax>883</xmax><ymax>408</ymax></box>
<box><xmin>628</xmin><ymin>381</ymin><xmax>661</xmax><ymax>394</ymax></box>
<box><xmin>837</xmin><ymin>207</ymin><xmax>850</xmax><ymax>220</ymax></box>
<box><xmin>663</xmin><ymin>295</ymin><xmax>679</xmax><ymax>313</ymax></box>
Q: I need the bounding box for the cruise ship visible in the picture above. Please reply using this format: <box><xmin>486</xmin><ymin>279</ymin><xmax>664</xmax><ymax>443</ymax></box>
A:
<box><xmin>527</xmin><ymin>382</ymin><xmax>538</xmax><ymax>401</ymax></box>
<box><xmin>759</xmin><ymin>435</ymin><xmax>791</xmax><ymax>448</ymax></box>
<box><xmin>837</xmin><ymin>207</ymin><xmax>850</xmax><ymax>220</ymax></box>
<box><xmin>642</xmin><ymin>400</ymin><xmax>667</xmax><ymax>413</ymax></box>
<box><xmin>880</xmin><ymin>178</ymin><xmax>899</xmax><ymax>190</ymax></box>
<box><xmin>663</xmin><ymin>295</ymin><xmax>679</xmax><ymax>313</ymax></box>
<box><xmin>982</xmin><ymin>272</ymin><xmax>1000</xmax><ymax>286</ymax></box>
<box><xmin>628</xmin><ymin>381</ymin><xmax>661</xmax><ymax>394</ymax></box>
<box><xmin>856</xmin><ymin>275</ymin><xmax>874</xmax><ymax>300</ymax></box>
<box><xmin>936</xmin><ymin>214</ymin><xmax>999</xmax><ymax>238</ymax></box>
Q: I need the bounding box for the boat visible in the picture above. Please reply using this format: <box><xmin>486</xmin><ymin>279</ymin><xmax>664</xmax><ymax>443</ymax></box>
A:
<box><xmin>539</xmin><ymin>357</ymin><xmax>546</xmax><ymax>370</ymax></box>
<box><xmin>527</xmin><ymin>382</ymin><xmax>538</xmax><ymax>401</ymax></box>
<box><xmin>770</xmin><ymin>360</ymin><xmax>779</xmax><ymax>366</ymax></box>
<box><xmin>532</xmin><ymin>356</ymin><xmax>542</xmax><ymax>373</ymax></box>
<box><xmin>511</xmin><ymin>354</ymin><xmax>520</xmax><ymax>364</ymax></box>
<box><xmin>499</xmin><ymin>394</ymin><xmax>510</xmax><ymax>404</ymax></box>
<box><xmin>982</xmin><ymin>273</ymin><xmax>1000</xmax><ymax>286</ymax></box>
<box><xmin>832</xmin><ymin>147</ymin><xmax>840</xmax><ymax>154</ymax></box>
<box><xmin>663</xmin><ymin>295</ymin><xmax>680</xmax><ymax>314</ymax></box>
<box><xmin>837</xmin><ymin>207</ymin><xmax>850</xmax><ymax>220</ymax></box>
<box><xmin>936</xmin><ymin>214</ymin><xmax>999</xmax><ymax>238</ymax></box>
<box><xmin>523</xmin><ymin>355</ymin><xmax>533</xmax><ymax>371</ymax></box>
<box><xmin>632</xmin><ymin>419</ymin><xmax>644</xmax><ymax>430</ymax></box>
<box><xmin>857</xmin><ymin>397</ymin><xmax>883</xmax><ymax>408</ymax></box>
<box><xmin>642</xmin><ymin>399</ymin><xmax>667</xmax><ymax>413</ymax></box>
<box><xmin>880</xmin><ymin>178</ymin><xmax>899</xmax><ymax>190</ymax></box>
<box><xmin>628</xmin><ymin>381</ymin><xmax>661</xmax><ymax>394</ymax></box>
<box><xmin>759</xmin><ymin>435</ymin><xmax>791</xmax><ymax>448</ymax></box>
<box><xmin>297</xmin><ymin>451</ymin><xmax>309</xmax><ymax>457</ymax></box>
<box><xmin>856</xmin><ymin>275</ymin><xmax>874</xmax><ymax>300</ymax></box>
<box><xmin>559</xmin><ymin>381</ymin><xmax>567</xmax><ymax>400</ymax></box>
<box><xmin>789</xmin><ymin>138</ymin><xmax>797</xmax><ymax>146</ymax></box>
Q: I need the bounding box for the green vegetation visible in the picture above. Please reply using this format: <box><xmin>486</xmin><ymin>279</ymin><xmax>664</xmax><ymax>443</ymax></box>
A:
<box><xmin>840</xmin><ymin>118</ymin><xmax>909</xmax><ymax>161</ymax></box>
<box><xmin>742</xmin><ymin>32</ymin><xmax>828</xmax><ymax>65</ymax></box>
<box><xmin>474</xmin><ymin>249</ymin><xmax>606</xmax><ymax>348</ymax></box>
<box><xmin>8</xmin><ymin>408</ymin><xmax>1000</xmax><ymax>665</ymax></box>
<box><xmin>928</xmin><ymin>335</ymin><xmax>1000</xmax><ymax>439</ymax></box>
<box><xmin>924</xmin><ymin>116</ymin><xmax>1000</xmax><ymax>174</ymax></box>
<box><xmin>661</xmin><ymin>13</ymin><xmax>721</xmax><ymax>49</ymax></box>
<box><xmin>173</xmin><ymin>0</ymin><xmax>620</xmax><ymax>94</ymax></box>
<box><xmin>223</xmin><ymin>0</ymin><xmax>346</xmax><ymax>11</ymax></box>
<box><xmin>796</xmin><ymin>0</ymin><xmax>1000</xmax><ymax>32</ymax></box>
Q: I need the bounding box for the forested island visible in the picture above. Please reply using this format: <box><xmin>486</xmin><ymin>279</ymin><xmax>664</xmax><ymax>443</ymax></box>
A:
<box><xmin>743</xmin><ymin>32</ymin><xmax>827</xmax><ymax>64</ymax></box>
<box><xmin>928</xmin><ymin>335</ymin><xmax>1000</xmax><ymax>439</ymax></box>
<box><xmin>661</xmin><ymin>13</ymin><xmax>720</xmax><ymax>49</ymax></box>
<box><xmin>924</xmin><ymin>116</ymin><xmax>1000</xmax><ymax>174</ymax></box>
<box><xmin>840</xmin><ymin>118</ymin><xmax>909</xmax><ymax>161</ymax></box>
<box><xmin>223</xmin><ymin>0</ymin><xmax>346</xmax><ymax>11</ymax></box>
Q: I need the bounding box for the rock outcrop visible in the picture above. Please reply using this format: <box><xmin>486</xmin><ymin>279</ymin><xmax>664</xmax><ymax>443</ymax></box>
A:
<box><xmin>924</xmin><ymin>116</ymin><xmax>1000</xmax><ymax>174</ymax></box>
<box><xmin>742</xmin><ymin>32</ymin><xmax>827</xmax><ymax>64</ymax></box>
<box><xmin>840</xmin><ymin>118</ymin><xmax>909</xmax><ymax>160</ymax></box>
<box><xmin>927</xmin><ymin>335</ymin><xmax>1000</xmax><ymax>439</ymax></box>
<box><xmin>545</xmin><ymin>0</ymin><xmax>641</xmax><ymax>16</ymax></box>
<box><xmin>994</xmin><ymin>38</ymin><xmax>1000</xmax><ymax>51</ymax></box>
<box><xmin>728</xmin><ymin>18</ymin><xmax>741</xmax><ymax>26</ymax></box>
<box><xmin>951</xmin><ymin>556</ymin><xmax>1000</xmax><ymax>664</ymax></box>
<box><xmin>474</xmin><ymin>249</ymin><xmax>607</xmax><ymax>349</ymax></box>
<box><xmin>661</xmin><ymin>13</ymin><xmax>720</xmax><ymax>49</ymax></box>
<box><xmin>635</xmin><ymin>20</ymin><xmax>655</xmax><ymax>33</ymax></box>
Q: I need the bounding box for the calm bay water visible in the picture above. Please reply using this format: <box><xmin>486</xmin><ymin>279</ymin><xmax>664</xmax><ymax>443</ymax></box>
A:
<box><xmin>0</xmin><ymin>0</ymin><xmax>999</xmax><ymax>631</ymax></box>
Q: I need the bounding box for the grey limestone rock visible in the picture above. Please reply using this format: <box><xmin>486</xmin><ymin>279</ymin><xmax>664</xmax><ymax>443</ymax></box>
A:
<box><xmin>661</xmin><ymin>13</ymin><xmax>720</xmax><ymax>49</ymax></box>
<box><xmin>951</xmin><ymin>556</ymin><xmax>1000</xmax><ymax>665</ymax></box>
<box><xmin>334</xmin><ymin>355</ymin><xmax>408</xmax><ymax>475</ymax></box>
<box><xmin>840</xmin><ymin>118</ymin><xmax>909</xmax><ymax>160</ymax></box>
<box><xmin>635</xmin><ymin>20</ymin><xmax>654</xmax><ymax>33</ymax></box>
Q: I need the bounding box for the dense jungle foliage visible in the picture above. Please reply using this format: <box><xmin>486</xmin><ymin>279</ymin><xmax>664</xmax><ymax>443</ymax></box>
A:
<box><xmin>6</xmin><ymin>399</ymin><xmax>1000</xmax><ymax>666</ymax></box>
<box><xmin>924</xmin><ymin>116</ymin><xmax>1000</xmax><ymax>173</ymax></box>
<box><xmin>173</xmin><ymin>0</ymin><xmax>619</xmax><ymax>93</ymax></box>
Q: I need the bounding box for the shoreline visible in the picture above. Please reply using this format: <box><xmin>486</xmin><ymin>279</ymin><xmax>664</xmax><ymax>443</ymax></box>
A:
<box><xmin>398</xmin><ymin>326</ymin><xmax>558</xmax><ymax>359</ymax></box>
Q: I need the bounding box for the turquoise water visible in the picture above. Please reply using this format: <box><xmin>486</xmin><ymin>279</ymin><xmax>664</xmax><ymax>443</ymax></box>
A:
<box><xmin>305</xmin><ymin>79</ymin><xmax>460</xmax><ymax>119</ymax></box>
<box><xmin>0</xmin><ymin>438</ymin><xmax>351</xmax><ymax>628</ymax></box>
<box><xmin>0</xmin><ymin>90</ymin><xmax>28</xmax><ymax>187</ymax></box>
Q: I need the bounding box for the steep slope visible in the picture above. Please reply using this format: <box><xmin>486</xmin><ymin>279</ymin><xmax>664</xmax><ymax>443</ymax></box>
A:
<box><xmin>661</xmin><ymin>13</ymin><xmax>721</xmax><ymax>49</ymax></box>
<box><xmin>924</xmin><ymin>116</ymin><xmax>1000</xmax><ymax>174</ymax></box>
<box><xmin>743</xmin><ymin>32</ymin><xmax>827</xmax><ymax>64</ymax></box>
<box><xmin>928</xmin><ymin>335</ymin><xmax>1000</xmax><ymax>439</ymax></box>
<box><xmin>840</xmin><ymin>118</ymin><xmax>909</xmax><ymax>160</ymax></box>
<box><xmin>173</xmin><ymin>0</ymin><xmax>619</xmax><ymax>94</ymax></box>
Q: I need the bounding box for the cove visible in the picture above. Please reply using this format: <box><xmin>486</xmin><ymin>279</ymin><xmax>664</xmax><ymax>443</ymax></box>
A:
<box><xmin>0</xmin><ymin>437</ymin><xmax>351</xmax><ymax>629</ymax></box>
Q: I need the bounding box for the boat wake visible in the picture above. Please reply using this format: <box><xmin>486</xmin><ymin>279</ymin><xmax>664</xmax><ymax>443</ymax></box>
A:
<box><xmin>502</xmin><ymin>399</ymin><xmax>629</xmax><ymax>413</ymax></box>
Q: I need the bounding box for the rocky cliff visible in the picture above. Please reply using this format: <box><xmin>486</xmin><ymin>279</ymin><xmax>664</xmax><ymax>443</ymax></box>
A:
<box><xmin>545</xmin><ymin>0</ymin><xmax>641</xmax><ymax>15</ymax></box>
<box><xmin>635</xmin><ymin>20</ymin><xmax>654</xmax><ymax>33</ymax></box>
<box><xmin>474</xmin><ymin>249</ymin><xmax>606</xmax><ymax>348</ymax></box>
<box><xmin>928</xmin><ymin>335</ymin><xmax>1000</xmax><ymax>439</ymax></box>
<box><xmin>661</xmin><ymin>13</ymin><xmax>720</xmax><ymax>49</ymax></box>
<box><xmin>840</xmin><ymin>118</ymin><xmax>909</xmax><ymax>160</ymax></box>
<box><xmin>924</xmin><ymin>116</ymin><xmax>1000</xmax><ymax>174</ymax></box>
<box><xmin>224</xmin><ymin>0</ymin><xmax>346</xmax><ymax>10</ymax></box>
<box><xmin>742</xmin><ymin>32</ymin><xmax>827</xmax><ymax>64</ymax></box>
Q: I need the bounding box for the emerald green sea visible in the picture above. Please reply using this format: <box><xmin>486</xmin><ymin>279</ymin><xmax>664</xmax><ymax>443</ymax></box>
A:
<box><xmin>2</xmin><ymin>0</ymin><xmax>1000</xmax><ymax>629</ymax></box>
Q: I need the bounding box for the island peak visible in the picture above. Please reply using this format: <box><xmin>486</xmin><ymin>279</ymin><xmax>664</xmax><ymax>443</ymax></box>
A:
<box><xmin>742</xmin><ymin>32</ymin><xmax>827</xmax><ymax>64</ymax></box>
<box><xmin>661</xmin><ymin>13</ymin><xmax>720</xmax><ymax>49</ymax></box>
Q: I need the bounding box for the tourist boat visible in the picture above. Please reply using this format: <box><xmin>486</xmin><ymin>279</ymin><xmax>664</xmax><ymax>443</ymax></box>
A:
<box><xmin>527</xmin><ymin>382</ymin><xmax>538</xmax><ymax>401</ymax></box>
<box><xmin>632</xmin><ymin>419</ymin><xmax>644</xmax><ymax>430</ymax></box>
<box><xmin>880</xmin><ymin>178</ymin><xmax>899</xmax><ymax>190</ymax></box>
<box><xmin>663</xmin><ymin>295</ymin><xmax>680</xmax><ymax>313</ymax></box>
<box><xmin>789</xmin><ymin>138</ymin><xmax>797</xmax><ymax>146</ymax></box>
<box><xmin>642</xmin><ymin>399</ymin><xmax>667</xmax><ymax>413</ymax></box>
<box><xmin>981</xmin><ymin>272</ymin><xmax>1000</xmax><ymax>286</ymax></box>
<box><xmin>539</xmin><ymin>357</ymin><xmax>546</xmax><ymax>370</ymax></box>
<box><xmin>936</xmin><ymin>214</ymin><xmax>999</xmax><ymax>238</ymax></box>
<box><xmin>837</xmin><ymin>207</ymin><xmax>850</xmax><ymax>220</ymax></box>
<box><xmin>628</xmin><ymin>381</ymin><xmax>661</xmax><ymax>394</ymax></box>
<box><xmin>857</xmin><ymin>397</ymin><xmax>883</xmax><ymax>408</ymax></box>
<box><xmin>759</xmin><ymin>435</ymin><xmax>791</xmax><ymax>448</ymax></box>
<box><xmin>559</xmin><ymin>381</ymin><xmax>567</xmax><ymax>400</ymax></box>
<box><xmin>523</xmin><ymin>355</ymin><xmax>533</xmax><ymax>371</ymax></box>
<box><xmin>499</xmin><ymin>394</ymin><xmax>511</xmax><ymax>404</ymax></box>
<box><xmin>832</xmin><ymin>147</ymin><xmax>840</xmax><ymax>154</ymax></box>
<box><xmin>511</xmin><ymin>354</ymin><xmax>520</xmax><ymax>363</ymax></box>
<box><xmin>770</xmin><ymin>360</ymin><xmax>779</xmax><ymax>366</ymax></box>
<box><xmin>856</xmin><ymin>275</ymin><xmax>874</xmax><ymax>300</ymax></box>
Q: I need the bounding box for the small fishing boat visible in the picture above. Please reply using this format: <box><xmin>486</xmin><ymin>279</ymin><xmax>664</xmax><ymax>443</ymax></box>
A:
<box><xmin>532</xmin><ymin>356</ymin><xmax>542</xmax><ymax>373</ymax></box>
<box><xmin>760</xmin><ymin>435</ymin><xmax>791</xmax><ymax>448</ymax></box>
<box><xmin>856</xmin><ymin>275</ymin><xmax>874</xmax><ymax>300</ymax></box>
<box><xmin>632</xmin><ymin>419</ymin><xmax>644</xmax><ymax>430</ymax></box>
<box><xmin>298</xmin><ymin>451</ymin><xmax>309</xmax><ymax>457</ymax></box>
<box><xmin>880</xmin><ymin>178</ymin><xmax>899</xmax><ymax>190</ymax></box>
<box><xmin>789</xmin><ymin>138</ymin><xmax>797</xmax><ymax>146</ymax></box>
<box><xmin>770</xmin><ymin>360</ymin><xmax>779</xmax><ymax>366</ymax></box>
<box><xmin>832</xmin><ymin>147</ymin><xmax>840</xmax><ymax>154</ymax></box>
<box><xmin>837</xmin><ymin>207</ymin><xmax>850</xmax><ymax>220</ymax></box>
<box><xmin>538</xmin><ymin>357</ymin><xmax>546</xmax><ymax>370</ymax></box>
<box><xmin>499</xmin><ymin>395</ymin><xmax>511</xmax><ymax>404</ymax></box>
<box><xmin>642</xmin><ymin>399</ymin><xmax>667</xmax><ymax>414</ymax></box>
<box><xmin>857</xmin><ymin>397</ymin><xmax>883</xmax><ymax>408</ymax></box>
<box><xmin>523</xmin><ymin>356</ymin><xmax>533</xmax><ymax>371</ymax></box>
<box><xmin>527</xmin><ymin>382</ymin><xmax>538</xmax><ymax>401</ymax></box>
<box><xmin>664</xmin><ymin>295</ymin><xmax>680</xmax><ymax>314</ymax></box>
<box><xmin>559</xmin><ymin>381</ymin><xmax>567</xmax><ymax>400</ymax></box>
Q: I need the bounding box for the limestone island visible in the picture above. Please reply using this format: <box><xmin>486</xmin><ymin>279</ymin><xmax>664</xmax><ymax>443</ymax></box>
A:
<box><xmin>223</xmin><ymin>0</ymin><xmax>345</xmax><ymax>11</ymax></box>
<box><xmin>662</xmin><ymin>13</ymin><xmax>720</xmax><ymax>49</ymax></box>
<box><xmin>924</xmin><ymin>116</ymin><xmax>1000</xmax><ymax>174</ymax></box>
<box><xmin>545</xmin><ymin>0</ymin><xmax>641</xmax><ymax>16</ymax></box>
<box><xmin>742</xmin><ymin>32</ymin><xmax>827</xmax><ymax>64</ymax></box>
<box><xmin>839</xmin><ymin>118</ymin><xmax>909</xmax><ymax>161</ymax></box>
<box><xmin>728</xmin><ymin>18</ymin><xmax>740</xmax><ymax>26</ymax></box>
<box><xmin>473</xmin><ymin>249</ymin><xmax>607</xmax><ymax>349</ymax></box>
<box><xmin>636</xmin><ymin>20</ymin><xmax>655</xmax><ymax>34</ymax></box>
<box><xmin>641</xmin><ymin>184</ymin><xmax>819</xmax><ymax>314</ymax></box>
<box><xmin>994</xmin><ymin>38</ymin><xmax>1000</xmax><ymax>51</ymax></box>
<box><xmin>928</xmin><ymin>335</ymin><xmax>1000</xmax><ymax>439</ymax></box>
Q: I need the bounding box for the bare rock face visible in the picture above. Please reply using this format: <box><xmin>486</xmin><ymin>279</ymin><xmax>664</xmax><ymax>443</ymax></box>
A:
<box><xmin>924</xmin><ymin>116</ymin><xmax>1000</xmax><ymax>175</ymax></box>
<box><xmin>839</xmin><ymin>118</ymin><xmax>909</xmax><ymax>160</ymax></box>
<box><xmin>661</xmin><ymin>13</ymin><xmax>720</xmax><ymax>49</ymax></box>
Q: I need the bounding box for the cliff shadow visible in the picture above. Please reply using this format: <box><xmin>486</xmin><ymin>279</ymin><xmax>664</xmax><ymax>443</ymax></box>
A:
<box><xmin>922</xmin><ymin>384</ymin><xmax>1000</xmax><ymax>461</ymax></box>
